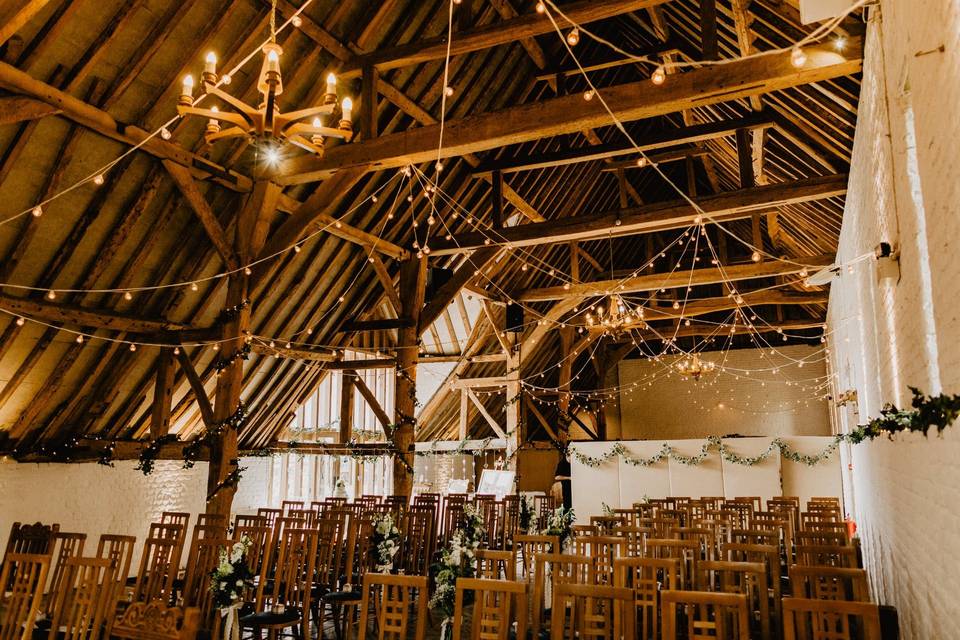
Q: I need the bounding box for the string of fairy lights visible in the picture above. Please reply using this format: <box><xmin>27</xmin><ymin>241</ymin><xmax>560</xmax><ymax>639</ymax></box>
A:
<box><xmin>0</xmin><ymin>0</ymin><xmax>874</xmax><ymax>454</ymax></box>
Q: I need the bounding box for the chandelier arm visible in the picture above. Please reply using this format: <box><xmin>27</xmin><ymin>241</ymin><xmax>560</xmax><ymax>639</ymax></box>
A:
<box><xmin>204</xmin><ymin>85</ymin><xmax>261</xmax><ymax>121</ymax></box>
<box><xmin>284</xmin><ymin>123</ymin><xmax>347</xmax><ymax>140</ymax></box>
<box><xmin>178</xmin><ymin>106</ymin><xmax>251</xmax><ymax>129</ymax></box>
<box><xmin>204</xmin><ymin>127</ymin><xmax>251</xmax><ymax>143</ymax></box>
<box><xmin>275</xmin><ymin>104</ymin><xmax>337</xmax><ymax>125</ymax></box>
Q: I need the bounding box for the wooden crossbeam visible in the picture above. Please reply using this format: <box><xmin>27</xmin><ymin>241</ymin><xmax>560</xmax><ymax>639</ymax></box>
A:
<box><xmin>0</xmin><ymin>96</ymin><xmax>60</xmax><ymax>124</ymax></box>
<box><xmin>0</xmin><ymin>292</ymin><xmax>193</xmax><ymax>333</ymax></box>
<box><xmin>0</xmin><ymin>1</ymin><xmax>54</xmax><ymax>46</ymax></box>
<box><xmin>349</xmin><ymin>370</ymin><xmax>392</xmax><ymax>428</ymax></box>
<box><xmin>520</xmin><ymin>254</ymin><xmax>834</xmax><ymax>302</ymax></box>
<box><xmin>250</xmin><ymin>343</ymin><xmax>336</xmax><ymax>362</ymax></box>
<box><xmin>163</xmin><ymin>160</ymin><xmax>239</xmax><ymax>270</ymax></box>
<box><xmin>276</xmin><ymin>42</ymin><xmax>860</xmax><ymax>184</ymax></box>
<box><xmin>450</xmin><ymin>376</ymin><xmax>509</xmax><ymax>389</ymax></box>
<box><xmin>368</xmin><ymin>254</ymin><xmax>402</xmax><ymax>315</ymax></box>
<box><xmin>619</xmin><ymin>318</ymin><xmax>826</xmax><ymax>344</ymax></box>
<box><xmin>599</xmin><ymin>148</ymin><xmax>708</xmax><ymax>172</ymax></box>
<box><xmin>342</xmin><ymin>318</ymin><xmax>415</xmax><ymax>332</ymax></box>
<box><xmin>467</xmin><ymin>388</ymin><xmax>507</xmax><ymax>438</ymax></box>
<box><xmin>429</xmin><ymin>175</ymin><xmax>848</xmax><ymax>255</ymax></box>
<box><xmin>326</xmin><ymin>358</ymin><xmax>396</xmax><ymax>370</ymax></box>
<box><xmin>472</xmin><ymin>115</ymin><xmax>773</xmax><ymax>176</ymax></box>
<box><xmin>174</xmin><ymin>348</ymin><xmax>215</xmax><ymax>429</ymax></box>
<box><xmin>338</xmin><ymin>0</ymin><xmax>670</xmax><ymax>78</ymax></box>
<box><xmin>524</xmin><ymin>395</ymin><xmax>559</xmax><ymax>441</ymax></box>
<box><xmin>418</xmin><ymin>247</ymin><xmax>501</xmax><ymax>334</ymax></box>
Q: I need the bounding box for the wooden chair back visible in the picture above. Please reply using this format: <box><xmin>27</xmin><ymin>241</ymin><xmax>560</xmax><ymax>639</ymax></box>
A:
<box><xmin>132</xmin><ymin>535</ymin><xmax>178</xmax><ymax>604</ymax></box>
<box><xmin>0</xmin><ymin>553</ymin><xmax>50</xmax><ymax>640</ymax></box>
<box><xmin>45</xmin><ymin>556</ymin><xmax>117</xmax><ymax>640</ymax></box>
<box><xmin>356</xmin><ymin>574</ymin><xmax>428</xmax><ymax>640</ymax></box>
<box><xmin>3</xmin><ymin>522</ymin><xmax>59</xmax><ymax>559</ymax></box>
<box><xmin>695</xmin><ymin>560</ymin><xmax>771</xmax><ymax>640</ymax></box>
<box><xmin>614</xmin><ymin>557</ymin><xmax>680</xmax><ymax>640</ymax></box>
<box><xmin>196</xmin><ymin>513</ymin><xmax>226</xmax><ymax>528</ymax></box>
<box><xmin>782</xmin><ymin>597</ymin><xmax>881</xmax><ymax>640</ymax></box>
<box><xmin>795</xmin><ymin>545</ymin><xmax>859</xmax><ymax>568</ymax></box>
<box><xmin>661</xmin><ymin>590</ymin><xmax>750</xmax><ymax>640</ymax></box>
<box><xmin>514</xmin><ymin>534</ymin><xmax>559</xmax><ymax>581</ymax></box>
<box><xmin>281</xmin><ymin>500</ymin><xmax>305</xmax><ymax>515</ymax></box>
<box><xmin>111</xmin><ymin>601</ymin><xmax>201</xmax><ymax>639</ymax></box>
<box><xmin>402</xmin><ymin>505</ymin><xmax>435</xmax><ymax>576</ymax></box>
<box><xmin>797</xmin><ymin>530</ymin><xmax>849</xmax><ymax>547</ymax></box>
<box><xmin>550</xmin><ymin>582</ymin><xmax>635</xmax><ymax>640</ymax></box>
<box><xmin>46</xmin><ymin>532</ymin><xmax>87</xmax><ymax>605</ymax></box>
<box><xmin>453</xmin><ymin>578</ymin><xmax>527</xmax><ymax>640</ymax></box>
<box><xmin>535</xmin><ymin>496</ymin><xmax>558</xmax><ymax>530</ymax></box>
<box><xmin>611</xmin><ymin>526</ymin><xmax>652</xmax><ymax>557</ymax></box>
<box><xmin>96</xmin><ymin>534</ymin><xmax>136</xmax><ymax>584</ymax></box>
<box><xmin>181</xmin><ymin>537</ymin><xmax>230</xmax><ymax>631</ymax></box>
<box><xmin>232</xmin><ymin>524</ymin><xmax>270</xmax><ymax>576</ymax></box>
<box><xmin>254</xmin><ymin>526</ymin><xmax>319</xmax><ymax>633</ymax></box>
<box><xmin>476</xmin><ymin>549</ymin><xmax>516</xmax><ymax>580</ymax></box>
<box><xmin>256</xmin><ymin>508</ymin><xmax>282</xmax><ymax>528</ymax></box>
<box><xmin>722</xmin><ymin>542</ymin><xmax>783</xmax><ymax>631</ymax></box>
<box><xmin>574</xmin><ymin>536</ymin><xmax>625</xmax><ymax>585</ymax></box>
<box><xmin>233</xmin><ymin>514</ymin><xmax>267</xmax><ymax>530</ymax></box>
<box><xmin>159</xmin><ymin>512</ymin><xmax>190</xmax><ymax>529</ymax></box>
<box><xmin>644</xmin><ymin>538</ymin><xmax>699</xmax><ymax>589</ymax></box>
<box><xmin>531</xmin><ymin>553</ymin><xmax>591</xmax><ymax>637</ymax></box>
<box><xmin>790</xmin><ymin>566</ymin><xmax>871</xmax><ymax>601</ymax></box>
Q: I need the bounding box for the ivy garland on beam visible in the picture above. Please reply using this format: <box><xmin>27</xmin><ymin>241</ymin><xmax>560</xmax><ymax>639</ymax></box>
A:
<box><xmin>572</xmin><ymin>388</ymin><xmax>960</xmax><ymax>469</ymax></box>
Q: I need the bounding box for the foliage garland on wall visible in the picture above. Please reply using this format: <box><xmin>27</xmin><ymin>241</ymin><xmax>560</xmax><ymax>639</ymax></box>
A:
<box><xmin>571</xmin><ymin>388</ymin><xmax>960</xmax><ymax>469</ymax></box>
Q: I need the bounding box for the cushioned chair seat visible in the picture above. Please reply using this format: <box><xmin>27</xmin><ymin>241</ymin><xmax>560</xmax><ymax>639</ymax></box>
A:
<box><xmin>322</xmin><ymin>590</ymin><xmax>361</xmax><ymax>603</ymax></box>
<box><xmin>240</xmin><ymin>606</ymin><xmax>302</xmax><ymax>626</ymax></box>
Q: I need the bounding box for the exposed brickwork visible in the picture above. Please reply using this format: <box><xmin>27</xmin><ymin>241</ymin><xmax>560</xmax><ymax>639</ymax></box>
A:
<box><xmin>827</xmin><ymin>3</ymin><xmax>960</xmax><ymax>638</ymax></box>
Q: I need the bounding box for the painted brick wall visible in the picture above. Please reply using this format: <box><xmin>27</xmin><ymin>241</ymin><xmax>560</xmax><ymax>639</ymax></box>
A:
<box><xmin>827</xmin><ymin>3</ymin><xmax>960</xmax><ymax>638</ymax></box>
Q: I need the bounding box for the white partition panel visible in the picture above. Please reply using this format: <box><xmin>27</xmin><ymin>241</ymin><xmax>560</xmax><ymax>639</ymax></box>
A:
<box><xmin>720</xmin><ymin>438</ymin><xmax>782</xmax><ymax>502</ymax></box>
<box><xmin>618</xmin><ymin>441</ymin><xmax>672</xmax><ymax>505</ymax></box>
<box><xmin>570</xmin><ymin>442</ymin><xmax>621</xmax><ymax>523</ymax></box>
<box><xmin>780</xmin><ymin>436</ymin><xmax>843</xmax><ymax>505</ymax></box>
<box><xmin>667</xmin><ymin>440</ymin><xmax>724</xmax><ymax>497</ymax></box>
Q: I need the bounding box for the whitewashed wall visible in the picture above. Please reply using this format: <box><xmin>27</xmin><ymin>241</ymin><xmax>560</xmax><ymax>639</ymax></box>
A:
<box><xmin>823</xmin><ymin>2</ymin><xmax>960</xmax><ymax>638</ymax></box>
<box><xmin>617</xmin><ymin>345</ymin><xmax>831</xmax><ymax>440</ymax></box>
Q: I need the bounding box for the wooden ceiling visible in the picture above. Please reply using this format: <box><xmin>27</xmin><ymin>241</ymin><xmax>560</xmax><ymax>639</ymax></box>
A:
<box><xmin>0</xmin><ymin>0</ymin><xmax>863</xmax><ymax>458</ymax></box>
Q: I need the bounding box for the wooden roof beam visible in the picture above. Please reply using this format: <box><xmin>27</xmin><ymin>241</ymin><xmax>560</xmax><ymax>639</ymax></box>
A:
<box><xmin>618</xmin><ymin>317</ymin><xmax>826</xmax><ymax>343</ymax></box>
<box><xmin>0</xmin><ymin>1</ymin><xmax>54</xmax><ymax>46</ymax></box>
<box><xmin>0</xmin><ymin>95</ymin><xmax>60</xmax><ymax>124</ymax></box>
<box><xmin>418</xmin><ymin>246</ymin><xmax>501</xmax><ymax>334</ymax></box>
<box><xmin>338</xmin><ymin>0</ymin><xmax>670</xmax><ymax>78</ymax></box>
<box><xmin>0</xmin><ymin>292</ymin><xmax>194</xmax><ymax>333</ymax></box>
<box><xmin>275</xmin><ymin>42</ymin><xmax>860</xmax><ymax>184</ymax></box>
<box><xmin>519</xmin><ymin>254</ymin><xmax>835</xmax><ymax>302</ymax></box>
<box><xmin>428</xmin><ymin>174</ymin><xmax>848</xmax><ymax>255</ymax></box>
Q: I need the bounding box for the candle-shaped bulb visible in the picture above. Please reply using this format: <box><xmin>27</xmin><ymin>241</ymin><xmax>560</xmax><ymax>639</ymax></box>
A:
<box><xmin>312</xmin><ymin>117</ymin><xmax>322</xmax><ymax>128</ymax></box>
<box><xmin>205</xmin><ymin>51</ymin><xmax>217</xmax><ymax>74</ymax></box>
<box><xmin>266</xmin><ymin>48</ymin><xmax>280</xmax><ymax>72</ymax></box>
<box><xmin>341</xmin><ymin>97</ymin><xmax>353</xmax><ymax>121</ymax></box>
<box><xmin>182</xmin><ymin>74</ymin><xmax>194</xmax><ymax>96</ymax></box>
<box><xmin>326</xmin><ymin>72</ymin><xmax>336</xmax><ymax>94</ymax></box>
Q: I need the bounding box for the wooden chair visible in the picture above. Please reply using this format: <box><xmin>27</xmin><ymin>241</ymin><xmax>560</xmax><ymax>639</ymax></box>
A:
<box><xmin>0</xmin><ymin>553</ymin><xmax>50</xmax><ymax>639</ymax></box>
<box><xmin>401</xmin><ymin>506</ymin><xmax>434</xmax><ymax>576</ymax></box>
<box><xmin>45</xmin><ymin>532</ymin><xmax>87</xmax><ymax>608</ymax></box>
<box><xmin>549</xmin><ymin>582</ymin><xmax>635</xmax><ymax>640</ymax></box>
<box><xmin>722</xmin><ymin>542</ymin><xmax>782</xmax><ymax>634</ymax></box>
<box><xmin>233</xmin><ymin>514</ymin><xmax>268</xmax><ymax>530</ymax></box>
<box><xmin>661</xmin><ymin>590</ymin><xmax>750</xmax><ymax>640</ymax></box>
<box><xmin>196</xmin><ymin>513</ymin><xmax>227</xmax><ymax>528</ymax></box>
<box><xmin>790</xmin><ymin>566</ymin><xmax>871</xmax><ymax>602</ymax></box>
<box><xmin>355</xmin><ymin>574</ymin><xmax>428</xmax><ymax>640</ymax></box>
<box><xmin>111</xmin><ymin>601</ymin><xmax>201</xmax><ymax>640</ymax></box>
<box><xmin>515</xmin><ymin>534</ymin><xmax>559</xmax><ymax>581</ymax></box>
<box><xmin>231</xmin><ymin>524</ymin><xmax>271</xmax><ymax>577</ymax></box>
<box><xmin>614</xmin><ymin>557</ymin><xmax>680</xmax><ymax>640</ymax></box>
<box><xmin>242</xmin><ymin>526</ymin><xmax>318</xmax><ymax>639</ymax></box>
<box><xmin>160</xmin><ymin>512</ymin><xmax>191</xmax><ymax>529</ymax></box>
<box><xmin>531</xmin><ymin>554</ymin><xmax>591</xmax><ymax>638</ymax></box>
<box><xmin>644</xmin><ymin>539</ymin><xmax>699</xmax><ymax>590</ymax></box>
<box><xmin>181</xmin><ymin>537</ymin><xmax>231</xmax><ymax>634</ymax></box>
<box><xmin>43</xmin><ymin>557</ymin><xmax>117</xmax><ymax>640</ymax></box>
<box><xmin>453</xmin><ymin>578</ymin><xmax>527</xmax><ymax>640</ymax></box>
<box><xmin>610</xmin><ymin>526</ymin><xmax>652</xmax><ymax>558</ymax></box>
<box><xmin>256</xmin><ymin>508</ymin><xmax>282</xmax><ymax>528</ymax></box>
<box><xmin>3</xmin><ymin>522</ymin><xmax>60</xmax><ymax>560</ymax></box>
<box><xmin>318</xmin><ymin>517</ymin><xmax>374</xmax><ymax>639</ymax></box>
<box><xmin>573</xmin><ymin>536</ymin><xmax>625</xmax><ymax>585</ymax></box>
<box><xmin>95</xmin><ymin>534</ymin><xmax>135</xmax><ymax>587</ymax></box>
<box><xmin>782</xmin><ymin>597</ymin><xmax>881</xmax><ymax>640</ymax></box>
<box><xmin>132</xmin><ymin>535</ymin><xmax>179</xmax><ymax>604</ymax></box>
<box><xmin>796</xmin><ymin>531</ymin><xmax>849</xmax><ymax>547</ymax></box>
<box><xmin>795</xmin><ymin>545</ymin><xmax>859</xmax><ymax>569</ymax></box>
<box><xmin>695</xmin><ymin>560</ymin><xmax>771</xmax><ymax>640</ymax></box>
<box><xmin>476</xmin><ymin>549</ymin><xmax>516</xmax><ymax>580</ymax></box>
<box><xmin>281</xmin><ymin>500</ymin><xmax>305</xmax><ymax>515</ymax></box>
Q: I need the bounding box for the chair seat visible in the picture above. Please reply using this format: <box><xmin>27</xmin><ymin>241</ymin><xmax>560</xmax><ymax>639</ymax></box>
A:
<box><xmin>322</xmin><ymin>590</ymin><xmax>361</xmax><ymax>603</ymax></box>
<box><xmin>240</xmin><ymin>606</ymin><xmax>302</xmax><ymax>627</ymax></box>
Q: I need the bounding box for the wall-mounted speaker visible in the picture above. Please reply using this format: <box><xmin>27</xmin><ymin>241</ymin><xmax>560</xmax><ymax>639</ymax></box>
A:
<box><xmin>506</xmin><ymin>303</ymin><xmax>524</xmax><ymax>333</ymax></box>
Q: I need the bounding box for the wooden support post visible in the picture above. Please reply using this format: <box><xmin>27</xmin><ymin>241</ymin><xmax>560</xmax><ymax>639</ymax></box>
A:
<box><xmin>149</xmin><ymin>347</ymin><xmax>175</xmax><ymax>440</ymax></box>
<box><xmin>206</xmin><ymin>273</ymin><xmax>250</xmax><ymax>516</ymax></box>
<box><xmin>459</xmin><ymin>389</ymin><xmax>469</xmax><ymax>439</ymax></box>
<box><xmin>504</xmin><ymin>334</ymin><xmax>520</xmax><ymax>471</ymax></box>
<box><xmin>393</xmin><ymin>257</ymin><xmax>426</xmax><ymax>496</ymax></box>
<box><xmin>736</xmin><ymin>128</ymin><xmax>755</xmax><ymax>188</ymax></box>
<box><xmin>361</xmin><ymin>64</ymin><xmax>378</xmax><ymax>139</ymax></box>
<box><xmin>491</xmin><ymin>170</ymin><xmax>504</xmax><ymax>229</ymax></box>
<box><xmin>700</xmin><ymin>0</ymin><xmax>718</xmax><ymax>60</ymax></box>
<box><xmin>340</xmin><ymin>372</ymin><xmax>355</xmax><ymax>442</ymax></box>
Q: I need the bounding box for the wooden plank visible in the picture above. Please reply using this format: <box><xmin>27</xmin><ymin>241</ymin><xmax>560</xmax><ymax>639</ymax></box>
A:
<box><xmin>0</xmin><ymin>293</ymin><xmax>192</xmax><ymax>333</ymax></box>
<box><xmin>163</xmin><ymin>160</ymin><xmax>240</xmax><ymax>270</ymax></box>
<box><xmin>519</xmin><ymin>254</ymin><xmax>835</xmax><ymax>301</ymax></box>
<box><xmin>250</xmin><ymin>343</ymin><xmax>336</xmax><ymax>362</ymax></box>
<box><xmin>429</xmin><ymin>174</ymin><xmax>848</xmax><ymax>255</ymax></box>
<box><xmin>736</xmin><ymin>128</ymin><xmax>756</xmax><ymax>188</ymax></box>
<box><xmin>276</xmin><ymin>42</ymin><xmax>861</xmax><ymax>183</ymax></box>
<box><xmin>349</xmin><ymin>370</ymin><xmax>392</xmax><ymax>428</ymax></box>
<box><xmin>326</xmin><ymin>358</ymin><xmax>395</xmax><ymax>370</ymax></box>
<box><xmin>0</xmin><ymin>96</ymin><xmax>60</xmax><ymax>124</ymax></box>
<box><xmin>175</xmin><ymin>348</ymin><xmax>215</xmax><ymax>429</ymax></box>
<box><xmin>150</xmin><ymin>348</ymin><xmax>175</xmax><ymax>440</ymax></box>
<box><xmin>459</xmin><ymin>389</ymin><xmax>468</xmax><ymax>439</ymax></box>
<box><xmin>700</xmin><ymin>0</ymin><xmax>718</xmax><ymax>60</ymax></box>
<box><xmin>0</xmin><ymin>0</ymin><xmax>54</xmax><ymax>46</ymax></box>
<box><xmin>339</xmin><ymin>372</ymin><xmax>355</xmax><ymax>442</ymax></box>
<box><xmin>621</xmin><ymin>318</ymin><xmax>826</xmax><ymax>343</ymax></box>
<box><xmin>525</xmin><ymin>394</ymin><xmax>559</xmax><ymax>441</ymax></box>
<box><xmin>467</xmin><ymin>388</ymin><xmax>507</xmax><ymax>438</ymax></box>
<box><xmin>488</xmin><ymin>0</ymin><xmax>548</xmax><ymax>69</ymax></box>
<box><xmin>361</xmin><ymin>64</ymin><xmax>378</xmax><ymax>139</ymax></box>
<box><xmin>450</xmin><ymin>376</ymin><xmax>509</xmax><ymax>389</ymax></box>
<box><xmin>393</xmin><ymin>257</ymin><xmax>426</xmax><ymax>495</ymax></box>
<box><xmin>368</xmin><ymin>252</ymin><xmax>402</xmax><ymax>316</ymax></box>
<box><xmin>338</xmin><ymin>0</ymin><xmax>670</xmax><ymax>78</ymax></box>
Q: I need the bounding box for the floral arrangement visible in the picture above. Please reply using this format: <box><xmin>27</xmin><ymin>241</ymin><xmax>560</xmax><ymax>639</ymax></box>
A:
<box><xmin>371</xmin><ymin>513</ymin><xmax>402</xmax><ymax>572</ymax></box>
<box><xmin>544</xmin><ymin>506</ymin><xmax>575</xmax><ymax>548</ymax></box>
<box><xmin>210</xmin><ymin>537</ymin><xmax>255</xmax><ymax>610</ymax></box>
<box><xmin>601</xmin><ymin>502</ymin><xmax>615</xmax><ymax>516</ymax></box>
<box><xmin>518</xmin><ymin>495</ymin><xmax>537</xmax><ymax>534</ymax></box>
<box><xmin>430</xmin><ymin>505</ymin><xmax>486</xmax><ymax>628</ymax></box>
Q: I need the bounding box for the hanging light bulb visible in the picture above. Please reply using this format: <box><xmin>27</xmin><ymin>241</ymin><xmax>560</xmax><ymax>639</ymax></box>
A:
<box><xmin>123</xmin><ymin>291</ymin><xmax>133</xmax><ymax>301</ymax></box>
<box><xmin>129</xmin><ymin>343</ymin><xmax>137</xmax><ymax>352</ymax></box>
<box><xmin>47</xmin><ymin>290</ymin><xmax>56</xmax><ymax>300</ymax></box>
<box><xmin>31</xmin><ymin>205</ymin><xmax>42</xmax><ymax>217</ymax></box>
<box><xmin>583</xmin><ymin>90</ymin><xmax>594</xmax><ymax>101</ymax></box>
<box><xmin>203</xmin><ymin>51</ymin><xmax>218</xmax><ymax>84</ymax></box>
<box><xmin>566</xmin><ymin>28</ymin><xmax>580</xmax><ymax>46</ymax></box>
<box><xmin>92</xmin><ymin>174</ymin><xmax>105</xmax><ymax>186</ymax></box>
<box><xmin>751</xmin><ymin>250</ymin><xmax>761</xmax><ymax>262</ymax></box>
<box><xmin>180</xmin><ymin>74</ymin><xmax>194</xmax><ymax>105</ymax></box>
<box><xmin>791</xmin><ymin>47</ymin><xmax>807</xmax><ymax>68</ymax></box>
<box><xmin>535</xmin><ymin>1</ymin><xmax>546</xmax><ymax>12</ymax></box>
<box><xmin>76</xmin><ymin>335</ymin><xmax>84</xmax><ymax>344</ymax></box>
<box><xmin>291</xmin><ymin>14</ymin><xmax>302</xmax><ymax>27</ymax></box>
<box><xmin>651</xmin><ymin>66</ymin><xmax>666</xmax><ymax>85</ymax></box>
<box><xmin>15</xmin><ymin>317</ymin><xmax>25</xmax><ymax>326</ymax></box>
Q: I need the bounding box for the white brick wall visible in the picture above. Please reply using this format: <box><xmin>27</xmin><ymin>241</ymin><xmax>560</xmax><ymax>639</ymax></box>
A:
<box><xmin>827</xmin><ymin>3</ymin><xmax>960</xmax><ymax>638</ymax></box>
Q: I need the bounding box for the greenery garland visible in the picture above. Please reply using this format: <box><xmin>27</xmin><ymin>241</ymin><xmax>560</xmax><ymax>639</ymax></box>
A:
<box><xmin>572</xmin><ymin>388</ymin><xmax>960</xmax><ymax>469</ymax></box>
<box><xmin>430</xmin><ymin>505</ymin><xmax>486</xmax><ymax>634</ymax></box>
